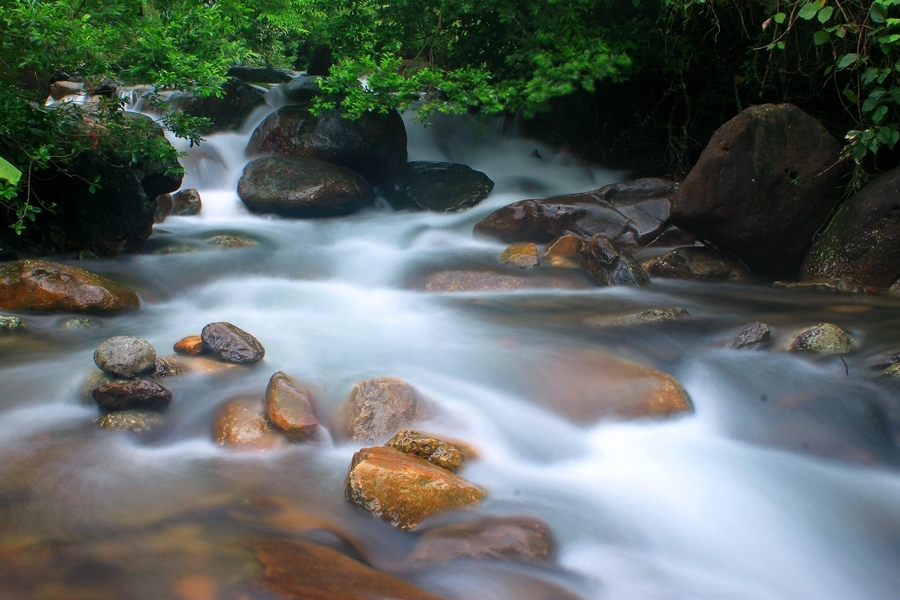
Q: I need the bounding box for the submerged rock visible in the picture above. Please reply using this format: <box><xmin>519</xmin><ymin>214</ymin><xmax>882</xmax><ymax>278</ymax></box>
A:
<box><xmin>0</xmin><ymin>315</ymin><xmax>25</xmax><ymax>331</ymax></box>
<box><xmin>204</xmin><ymin>233</ymin><xmax>257</xmax><ymax>249</ymax></box>
<box><xmin>93</xmin><ymin>336</ymin><xmax>157</xmax><ymax>379</ymax></box>
<box><xmin>97</xmin><ymin>409</ymin><xmax>164</xmax><ymax>434</ymax></box>
<box><xmin>882</xmin><ymin>363</ymin><xmax>900</xmax><ymax>379</ymax></box>
<box><xmin>381</xmin><ymin>161</ymin><xmax>494</xmax><ymax>212</ymax></box>
<box><xmin>642</xmin><ymin>246</ymin><xmax>750</xmax><ymax>281</ymax></box>
<box><xmin>579</xmin><ymin>236</ymin><xmax>650</xmax><ymax>286</ymax></box>
<box><xmin>415</xmin><ymin>268</ymin><xmax>590</xmax><ymax>293</ymax></box>
<box><xmin>730</xmin><ymin>322</ymin><xmax>771</xmax><ymax>350</ymax></box>
<box><xmin>788</xmin><ymin>323</ymin><xmax>858</xmax><ymax>354</ymax></box>
<box><xmin>499</xmin><ymin>243</ymin><xmax>540</xmax><ymax>268</ymax></box>
<box><xmin>0</xmin><ymin>260</ymin><xmax>139</xmax><ymax>313</ymax></box>
<box><xmin>544</xmin><ymin>235</ymin><xmax>585</xmax><ymax>258</ymax></box>
<box><xmin>171</xmin><ymin>188</ymin><xmax>202</xmax><ymax>216</ymax></box>
<box><xmin>92</xmin><ymin>379</ymin><xmax>173</xmax><ymax>412</ymax></box>
<box><xmin>345</xmin><ymin>446</ymin><xmax>485</xmax><ymax>529</ymax></box>
<box><xmin>774</xmin><ymin>278</ymin><xmax>872</xmax><ymax>294</ymax></box>
<box><xmin>201</xmin><ymin>322</ymin><xmax>265</xmax><ymax>364</ymax></box>
<box><xmin>409</xmin><ymin>516</ymin><xmax>555</xmax><ymax>565</ymax></box>
<box><xmin>212</xmin><ymin>396</ymin><xmax>287</xmax><ymax>450</ymax></box>
<box><xmin>61</xmin><ymin>318</ymin><xmax>100</xmax><ymax>329</ymax></box>
<box><xmin>265</xmin><ymin>371</ymin><xmax>319</xmax><ymax>442</ymax></box>
<box><xmin>343</xmin><ymin>376</ymin><xmax>427</xmax><ymax>442</ymax></box>
<box><xmin>385</xmin><ymin>430</ymin><xmax>475</xmax><ymax>472</ymax></box>
<box><xmin>586</xmin><ymin>307</ymin><xmax>689</xmax><ymax>327</ymax></box>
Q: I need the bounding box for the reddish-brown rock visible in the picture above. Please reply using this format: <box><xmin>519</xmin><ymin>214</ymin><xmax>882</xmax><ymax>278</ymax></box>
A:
<box><xmin>500</xmin><ymin>243</ymin><xmax>540</xmax><ymax>268</ymax></box>
<box><xmin>385</xmin><ymin>430</ymin><xmax>475</xmax><ymax>472</ymax></box>
<box><xmin>92</xmin><ymin>379</ymin><xmax>173</xmax><ymax>412</ymax></box>
<box><xmin>264</xmin><ymin>371</ymin><xmax>319</xmax><ymax>441</ymax></box>
<box><xmin>409</xmin><ymin>516</ymin><xmax>555</xmax><ymax>565</ymax></box>
<box><xmin>212</xmin><ymin>396</ymin><xmax>287</xmax><ymax>450</ymax></box>
<box><xmin>0</xmin><ymin>260</ymin><xmax>139</xmax><ymax>313</ymax></box>
<box><xmin>544</xmin><ymin>235</ymin><xmax>585</xmax><ymax>258</ymax></box>
<box><xmin>343</xmin><ymin>376</ymin><xmax>427</xmax><ymax>442</ymax></box>
<box><xmin>346</xmin><ymin>446</ymin><xmax>485</xmax><ymax>529</ymax></box>
<box><xmin>173</xmin><ymin>335</ymin><xmax>204</xmax><ymax>356</ymax></box>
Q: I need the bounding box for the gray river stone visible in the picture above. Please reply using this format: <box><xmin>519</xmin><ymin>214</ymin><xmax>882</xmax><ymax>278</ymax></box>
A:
<box><xmin>93</xmin><ymin>336</ymin><xmax>157</xmax><ymax>378</ymax></box>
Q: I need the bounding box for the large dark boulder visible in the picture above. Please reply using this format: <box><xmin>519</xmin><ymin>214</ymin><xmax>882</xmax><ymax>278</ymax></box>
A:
<box><xmin>245</xmin><ymin>104</ymin><xmax>407</xmax><ymax>183</ymax></box>
<box><xmin>800</xmin><ymin>165</ymin><xmax>900</xmax><ymax>287</ymax></box>
<box><xmin>473</xmin><ymin>178</ymin><xmax>674</xmax><ymax>245</ymax></box>
<box><xmin>670</xmin><ymin>104</ymin><xmax>846</xmax><ymax>277</ymax></box>
<box><xmin>0</xmin><ymin>260</ymin><xmax>139</xmax><ymax>313</ymax></box>
<box><xmin>275</xmin><ymin>75</ymin><xmax>323</xmax><ymax>104</ymax></box>
<box><xmin>381</xmin><ymin>161</ymin><xmax>494</xmax><ymax>211</ymax></box>
<box><xmin>171</xmin><ymin>77</ymin><xmax>267</xmax><ymax>134</ymax></box>
<box><xmin>237</xmin><ymin>156</ymin><xmax>375</xmax><ymax>218</ymax></box>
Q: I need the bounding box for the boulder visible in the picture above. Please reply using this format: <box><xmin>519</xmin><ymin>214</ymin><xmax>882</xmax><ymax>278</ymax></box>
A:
<box><xmin>173</xmin><ymin>335</ymin><xmax>204</xmax><ymax>356</ymax></box>
<box><xmin>0</xmin><ymin>316</ymin><xmax>25</xmax><ymax>331</ymax></box>
<box><xmin>473</xmin><ymin>178</ymin><xmax>674</xmax><ymax>245</ymax></box>
<box><xmin>788</xmin><ymin>323</ymin><xmax>857</xmax><ymax>354</ymax></box>
<box><xmin>0</xmin><ymin>260</ymin><xmax>139</xmax><ymax>312</ymax></box>
<box><xmin>171</xmin><ymin>189</ymin><xmax>202</xmax><ymax>216</ymax></box>
<box><xmin>500</xmin><ymin>243</ymin><xmax>540</xmax><ymax>268</ymax></box>
<box><xmin>97</xmin><ymin>409</ymin><xmax>164</xmax><ymax>434</ymax></box>
<box><xmin>226</xmin><ymin>65</ymin><xmax>294</xmax><ymax>83</ymax></box>
<box><xmin>92</xmin><ymin>379</ymin><xmax>173</xmax><ymax>412</ymax></box>
<box><xmin>415</xmin><ymin>268</ymin><xmax>590</xmax><ymax>293</ymax></box>
<box><xmin>800</xmin><ymin>165</ymin><xmax>900</xmax><ymax>288</ymax></box>
<box><xmin>93</xmin><ymin>336</ymin><xmax>157</xmax><ymax>378</ymax></box>
<box><xmin>171</xmin><ymin>77</ymin><xmax>266</xmax><ymax>134</ymax></box>
<box><xmin>670</xmin><ymin>104</ymin><xmax>846</xmax><ymax>276</ymax></box>
<box><xmin>385</xmin><ymin>430</ymin><xmax>474</xmax><ymax>472</ymax></box>
<box><xmin>579</xmin><ymin>236</ymin><xmax>650</xmax><ymax>286</ymax></box>
<box><xmin>201</xmin><ymin>322</ymin><xmax>265</xmax><ymax>364</ymax></box>
<box><xmin>409</xmin><ymin>516</ymin><xmax>555</xmax><ymax>565</ymax></box>
<box><xmin>730</xmin><ymin>322</ymin><xmax>771</xmax><ymax>350</ymax></box>
<box><xmin>252</xmin><ymin>538</ymin><xmax>443</xmax><ymax>600</ymax></box>
<box><xmin>212</xmin><ymin>396</ymin><xmax>287</xmax><ymax>450</ymax></box>
<box><xmin>237</xmin><ymin>156</ymin><xmax>375</xmax><ymax>218</ymax></box>
<box><xmin>343</xmin><ymin>376</ymin><xmax>427</xmax><ymax>442</ymax></box>
<box><xmin>264</xmin><ymin>371</ymin><xmax>319</xmax><ymax>442</ymax></box>
<box><xmin>276</xmin><ymin>75</ymin><xmax>324</xmax><ymax>104</ymax></box>
<box><xmin>642</xmin><ymin>246</ymin><xmax>750</xmax><ymax>281</ymax></box>
<box><xmin>245</xmin><ymin>104</ymin><xmax>407</xmax><ymax>182</ymax></box>
<box><xmin>586</xmin><ymin>307</ymin><xmax>689</xmax><ymax>327</ymax></box>
<box><xmin>380</xmin><ymin>161</ymin><xmax>494</xmax><ymax>211</ymax></box>
<box><xmin>345</xmin><ymin>446</ymin><xmax>485</xmax><ymax>529</ymax></box>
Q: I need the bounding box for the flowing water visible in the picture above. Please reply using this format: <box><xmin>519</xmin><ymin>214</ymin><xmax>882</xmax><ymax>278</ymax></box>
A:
<box><xmin>3</xmin><ymin>95</ymin><xmax>900</xmax><ymax>599</ymax></box>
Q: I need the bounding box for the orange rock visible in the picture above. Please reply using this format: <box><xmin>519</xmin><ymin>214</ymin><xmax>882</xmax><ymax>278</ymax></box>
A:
<box><xmin>346</xmin><ymin>446</ymin><xmax>485</xmax><ymax>529</ymax></box>
<box><xmin>544</xmin><ymin>235</ymin><xmax>585</xmax><ymax>257</ymax></box>
<box><xmin>174</xmin><ymin>335</ymin><xmax>204</xmax><ymax>356</ymax></box>
<box><xmin>499</xmin><ymin>243</ymin><xmax>540</xmax><ymax>268</ymax></box>
<box><xmin>385</xmin><ymin>430</ymin><xmax>475</xmax><ymax>472</ymax></box>
<box><xmin>253</xmin><ymin>538</ymin><xmax>444</xmax><ymax>600</ymax></box>
<box><xmin>212</xmin><ymin>396</ymin><xmax>287</xmax><ymax>450</ymax></box>
<box><xmin>416</xmin><ymin>269</ymin><xmax>589</xmax><ymax>293</ymax></box>
<box><xmin>0</xmin><ymin>260</ymin><xmax>139</xmax><ymax>313</ymax></box>
<box><xmin>265</xmin><ymin>371</ymin><xmax>319</xmax><ymax>441</ymax></box>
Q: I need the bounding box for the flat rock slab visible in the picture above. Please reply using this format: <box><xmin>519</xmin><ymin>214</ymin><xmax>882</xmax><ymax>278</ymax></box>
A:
<box><xmin>212</xmin><ymin>396</ymin><xmax>287</xmax><ymax>450</ymax></box>
<box><xmin>253</xmin><ymin>538</ymin><xmax>444</xmax><ymax>600</ymax></box>
<box><xmin>0</xmin><ymin>260</ymin><xmax>139</xmax><ymax>313</ymax></box>
<box><xmin>346</xmin><ymin>446</ymin><xmax>485</xmax><ymax>529</ymax></box>
<box><xmin>201</xmin><ymin>322</ymin><xmax>265</xmax><ymax>364</ymax></box>
<box><xmin>381</xmin><ymin>161</ymin><xmax>494</xmax><ymax>212</ymax></box>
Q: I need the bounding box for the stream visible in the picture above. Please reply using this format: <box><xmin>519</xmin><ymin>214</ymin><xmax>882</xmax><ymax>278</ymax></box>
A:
<box><xmin>2</xmin><ymin>95</ymin><xmax>900</xmax><ymax>599</ymax></box>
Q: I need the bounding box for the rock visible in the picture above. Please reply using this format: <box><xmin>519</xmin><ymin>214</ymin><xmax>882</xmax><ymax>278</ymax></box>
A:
<box><xmin>201</xmin><ymin>322</ymin><xmax>265</xmax><ymax>364</ymax></box>
<box><xmin>152</xmin><ymin>356</ymin><xmax>185</xmax><ymax>378</ymax></box>
<box><xmin>642</xmin><ymin>246</ymin><xmax>750</xmax><ymax>281</ymax></box>
<box><xmin>237</xmin><ymin>156</ymin><xmax>375</xmax><ymax>218</ymax></box>
<box><xmin>499</xmin><ymin>243</ymin><xmax>540</xmax><ymax>268</ymax></box>
<box><xmin>800</xmin><ymin>166</ymin><xmax>900</xmax><ymax>287</ymax></box>
<box><xmin>891</xmin><ymin>279</ymin><xmax>900</xmax><ymax>295</ymax></box>
<box><xmin>380</xmin><ymin>161</ymin><xmax>494</xmax><ymax>211</ymax></box>
<box><xmin>644</xmin><ymin>225</ymin><xmax>699</xmax><ymax>247</ymax></box>
<box><xmin>49</xmin><ymin>79</ymin><xmax>84</xmax><ymax>99</ymax></box>
<box><xmin>252</xmin><ymin>538</ymin><xmax>443</xmax><ymax>600</ymax></box>
<box><xmin>343</xmin><ymin>376</ymin><xmax>427</xmax><ymax>442</ymax></box>
<box><xmin>473</xmin><ymin>178</ymin><xmax>674</xmax><ymax>245</ymax></box>
<box><xmin>62</xmin><ymin>318</ymin><xmax>100</xmax><ymax>329</ymax></box>
<box><xmin>204</xmin><ymin>233</ymin><xmax>257</xmax><ymax>248</ymax></box>
<box><xmin>154</xmin><ymin>193</ymin><xmax>173</xmax><ymax>223</ymax></box>
<box><xmin>171</xmin><ymin>77</ymin><xmax>266</xmax><ymax>134</ymax></box>
<box><xmin>264</xmin><ymin>371</ymin><xmax>319</xmax><ymax>442</ymax></box>
<box><xmin>226</xmin><ymin>65</ymin><xmax>294</xmax><ymax>83</ymax></box>
<box><xmin>174</xmin><ymin>335</ymin><xmax>204</xmax><ymax>356</ymax></box>
<box><xmin>92</xmin><ymin>379</ymin><xmax>173</xmax><ymax>412</ymax></box>
<box><xmin>345</xmin><ymin>446</ymin><xmax>485</xmax><ymax>529</ymax></box>
<box><xmin>80</xmin><ymin>371</ymin><xmax>115</xmax><ymax>403</ymax></box>
<box><xmin>277</xmin><ymin>75</ymin><xmax>324</xmax><ymax>104</ymax></box>
<box><xmin>774</xmin><ymin>278</ymin><xmax>872</xmax><ymax>293</ymax></box>
<box><xmin>212</xmin><ymin>396</ymin><xmax>287</xmax><ymax>450</ymax></box>
<box><xmin>882</xmin><ymin>364</ymin><xmax>900</xmax><ymax>379</ymax></box>
<box><xmin>580</xmin><ymin>236</ymin><xmax>650</xmax><ymax>286</ymax></box>
<box><xmin>670</xmin><ymin>104</ymin><xmax>846</xmax><ymax>277</ymax></box>
<box><xmin>415</xmin><ymin>269</ymin><xmax>590</xmax><ymax>293</ymax></box>
<box><xmin>530</xmin><ymin>349</ymin><xmax>694</xmax><ymax>422</ymax></box>
<box><xmin>97</xmin><ymin>409</ymin><xmax>164</xmax><ymax>434</ymax></box>
<box><xmin>385</xmin><ymin>430</ymin><xmax>474</xmax><ymax>472</ymax></box>
<box><xmin>788</xmin><ymin>323</ymin><xmax>858</xmax><ymax>354</ymax></box>
<box><xmin>409</xmin><ymin>516</ymin><xmax>555</xmax><ymax>565</ymax></box>
<box><xmin>171</xmin><ymin>189</ymin><xmax>202</xmax><ymax>216</ymax></box>
<box><xmin>0</xmin><ymin>260</ymin><xmax>139</xmax><ymax>312</ymax></box>
<box><xmin>586</xmin><ymin>307</ymin><xmax>689</xmax><ymax>327</ymax></box>
<box><xmin>245</xmin><ymin>104</ymin><xmax>407</xmax><ymax>183</ymax></box>
<box><xmin>544</xmin><ymin>235</ymin><xmax>585</xmax><ymax>258</ymax></box>
<box><xmin>0</xmin><ymin>315</ymin><xmax>25</xmax><ymax>331</ymax></box>
<box><xmin>93</xmin><ymin>336</ymin><xmax>157</xmax><ymax>378</ymax></box>
<box><xmin>730</xmin><ymin>322</ymin><xmax>771</xmax><ymax>350</ymax></box>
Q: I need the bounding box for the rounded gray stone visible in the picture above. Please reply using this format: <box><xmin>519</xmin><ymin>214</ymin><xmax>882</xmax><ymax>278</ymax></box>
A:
<box><xmin>93</xmin><ymin>336</ymin><xmax>157</xmax><ymax>378</ymax></box>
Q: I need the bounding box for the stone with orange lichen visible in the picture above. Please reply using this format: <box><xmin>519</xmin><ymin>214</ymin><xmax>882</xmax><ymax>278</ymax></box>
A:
<box><xmin>265</xmin><ymin>371</ymin><xmax>319</xmax><ymax>441</ymax></box>
<box><xmin>212</xmin><ymin>396</ymin><xmax>288</xmax><ymax>450</ymax></box>
<box><xmin>174</xmin><ymin>335</ymin><xmax>204</xmax><ymax>355</ymax></box>
<box><xmin>499</xmin><ymin>243</ymin><xmax>540</xmax><ymax>268</ymax></box>
<box><xmin>346</xmin><ymin>446</ymin><xmax>485</xmax><ymax>529</ymax></box>
<box><xmin>385</xmin><ymin>430</ymin><xmax>477</xmax><ymax>472</ymax></box>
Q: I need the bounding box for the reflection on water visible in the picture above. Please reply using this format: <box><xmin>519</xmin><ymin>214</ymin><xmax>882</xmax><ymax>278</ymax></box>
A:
<box><xmin>2</xmin><ymin>110</ymin><xmax>900</xmax><ymax>599</ymax></box>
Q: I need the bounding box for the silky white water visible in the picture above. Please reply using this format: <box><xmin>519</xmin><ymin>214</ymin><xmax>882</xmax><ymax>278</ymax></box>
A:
<box><xmin>1</xmin><ymin>100</ymin><xmax>900</xmax><ymax>599</ymax></box>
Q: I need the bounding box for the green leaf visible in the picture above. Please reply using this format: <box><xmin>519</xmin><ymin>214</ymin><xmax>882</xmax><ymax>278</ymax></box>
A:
<box><xmin>0</xmin><ymin>158</ymin><xmax>21</xmax><ymax>186</ymax></box>
<box><xmin>798</xmin><ymin>2</ymin><xmax>820</xmax><ymax>20</ymax></box>
<box><xmin>817</xmin><ymin>6</ymin><xmax>834</xmax><ymax>23</ymax></box>
<box><xmin>862</xmin><ymin>67</ymin><xmax>879</xmax><ymax>84</ymax></box>
<box><xmin>813</xmin><ymin>30</ymin><xmax>830</xmax><ymax>45</ymax></box>
<box><xmin>838</xmin><ymin>53</ymin><xmax>858</xmax><ymax>69</ymax></box>
<box><xmin>872</xmin><ymin>2</ymin><xmax>889</xmax><ymax>23</ymax></box>
<box><xmin>773</xmin><ymin>12</ymin><xmax>786</xmax><ymax>24</ymax></box>
<box><xmin>843</xmin><ymin>88</ymin><xmax>858</xmax><ymax>103</ymax></box>
<box><xmin>873</xmin><ymin>105</ymin><xmax>889</xmax><ymax>124</ymax></box>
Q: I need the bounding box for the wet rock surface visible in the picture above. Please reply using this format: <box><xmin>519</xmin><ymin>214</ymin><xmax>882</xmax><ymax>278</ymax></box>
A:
<box><xmin>0</xmin><ymin>260</ymin><xmax>139</xmax><ymax>313</ymax></box>
<box><xmin>201</xmin><ymin>322</ymin><xmax>265</xmax><ymax>364</ymax></box>
<box><xmin>343</xmin><ymin>376</ymin><xmax>427</xmax><ymax>442</ymax></box>
<box><xmin>409</xmin><ymin>515</ymin><xmax>555</xmax><ymax>565</ymax></box>
<box><xmin>173</xmin><ymin>335</ymin><xmax>204</xmax><ymax>356</ymax></box>
<box><xmin>171</xmin><ymin>77</ymin><xmax>266</xmax><ymax>134</ymax></box>
<box><xmin>92</xmin><ymin>379</ymin><xmax>173</xmax><ymax>412</ymax></box>
<box><xmin>265</xmin><ymin>371</ymin><xmax>319</xmax><ymax>441</ymax></box>
<box><xmin>212</xmin><ymin>396</ymin><xmax>287</xmax><ymax>450</ymax></box>
<box><xmin>385</xmin><ymin>430</ymin><xmax>472</xmax><ymax>472</ymax></box>
<box><xmin>96</xmin><ymin>409</ymin><xmax>164</xmax><ymax>434</ymax></box>
<box><xmin>93</xmin><ymin>336</ymin><xmax>157</xmax><ymax>378</ymax></box>
<box><xmin>204</xmin><ymin>233</ymin><xmax>258</xmax><ymax>249</ymax></box>
<box><xmin>381</xmin><ymin>161</ymin><xmax>494</xmax><ymax>212</ymax></box>
<box><xmin>237</xmin><ymin>156</ymin><xmax>375</xmax><ymax>218</ymax></box>
<box><xmin>0</xmin><ymin>315</ymin><xmax>25</xmax><ymax>331</ymax></box>
<box><xmin>346</xmin><ymin>446</ymin><xmax>485</xmax><ymax>529</ymax></box>
<box><xmin>415</xmin><ymin>268</ymin><xmax>591</xmax><ymax>293</ymax></box>
<box><xmin>788</xmin><ymin>323</ymin><xmax>858</xmax><ymax>354</ymax></box>
<box><xmin>643</xmin><ymin>246</ymin><xmax>750</xmax><ymax>281</ymax></box>
<box><xmin>586</xmin><ymin>307</ymin><xmax>689</xmax><ymax>327</ymax></box>
<box><xmin>731</xmin><ymin>322</ymin><xmax>771</xmax><ymax>350</ymax></box>
<box><xmin>774</xmin><ymin>278</ymin><xmax>872</xmax><ymax>293</ymax></box>
<box><xmin>500</xmin><ymin>243</ymin><xmax>540</xmax><ymax>268</ymax></box>
<box><xmin>171</xmin><ymin>188</ymin><xmax>202</xmax><ymax>216</ymax></box>
<box><xmin>580</xmin><ymin>236</ymin><xmax>650</xmax><ymax>286</ymax></box>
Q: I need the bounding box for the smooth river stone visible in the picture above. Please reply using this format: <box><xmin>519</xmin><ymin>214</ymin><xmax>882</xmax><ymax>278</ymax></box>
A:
<box><xmin>201</xmin><ymin>322</ymin><xmax>265</xmax><ymax>363</ymax></box>
<box><xmin>343</xmin><ymin>376</ymin><xmax>427</xmax><ymax>442</ymax></box>
<box><xmin>212</xmin><ymin>396</ymin><xmax>287</xmax><ymax>450</ymax></box>
<box><xmin>93</xmin><ymin>336</ymin><xmax>157</xmax><ymax>378</ymax></box>
<box><xmin>92</xmin><ymin>379</ymin><xmax>173</xmax><ymax>412</ymax></box>
<box><xmin>409</xmin><ymin>515</ymin><xmax>556</xmax><ymax>565</ymax></box>
<box><xmin>264</xmin><ymin>371</ymin><xmax>319</xmax><ymax>441</ymax></box>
